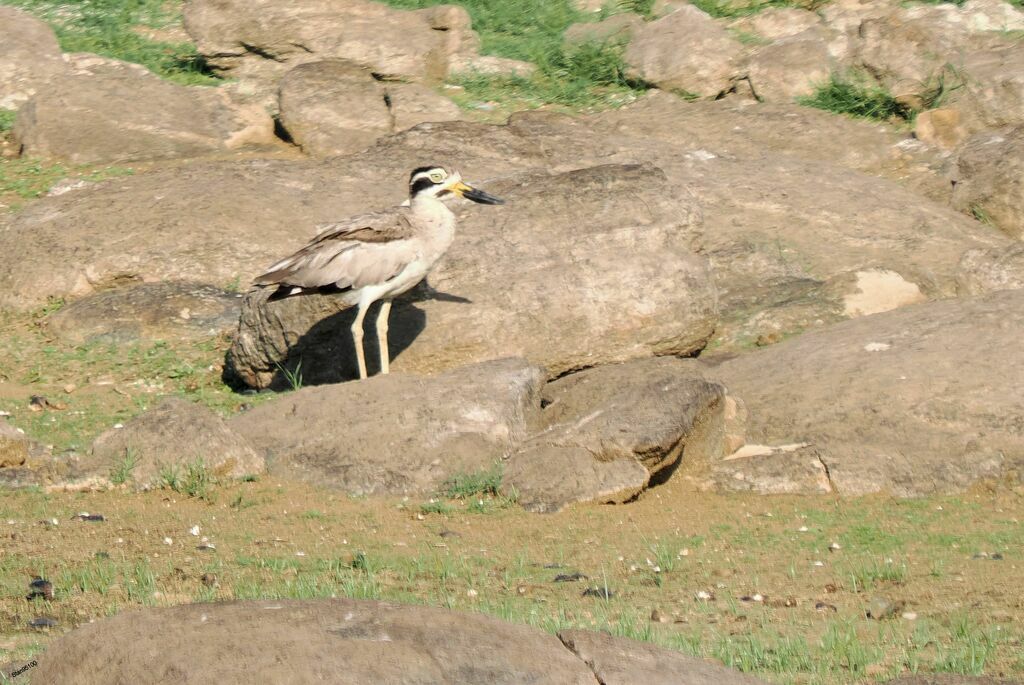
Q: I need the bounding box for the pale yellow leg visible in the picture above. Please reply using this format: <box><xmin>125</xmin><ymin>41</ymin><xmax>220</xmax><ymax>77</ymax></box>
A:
<box><xmin>376</xmin><ymin>300</ymin><xmax>392</xmax><ymax>375</ymax></box>
<box><xmin>350</xmin><ymin>305</ymin><xmax>368</xmax><ymax>380</ymax></box>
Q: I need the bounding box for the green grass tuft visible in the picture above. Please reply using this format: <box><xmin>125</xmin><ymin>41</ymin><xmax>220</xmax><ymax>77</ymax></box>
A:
<box><xmin>108</xmin><ymin>448</ymin><xmax>140</xmax><ymax>485</ymax></box>
<box><xmin>1</xmin><ymin>0</ymin><xmax>216</xmax><ymax>85</ymax></box>
<box><xmin>798</xmin><ymin>73</ymin><xmax>913</xmax><ymax>122</ymax></box>
<box><xmin>439</xmin><ymin>467</ymin><xmax>503</xmax><ymax>499</ymax></box>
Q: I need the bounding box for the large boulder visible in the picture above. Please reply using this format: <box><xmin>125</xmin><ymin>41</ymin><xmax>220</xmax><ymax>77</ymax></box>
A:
<box><xmin>184</xmin><ymin>0</ymin><xmax>454</xmax><ymax>86</ymax></box>
<box><xmin>729</xmin><ymin>7</ymin><xmax>823</xmax><ymax>42</ymax></box>
<box><xmin>12</xmin><ymin>53</ymin><xmax>277</xmax><ymax>165</ymax></box>
<box><xmin>88</xmin><ymin>397</ymin><xmax>263</xmax><ymax>489</ymax></box>
<box><xmin>746</xmin><ymin>34</ymin><xmax>835</xmax><ymax>103</ymax></box>
<box><xmin>278</xmin><ymin>59</ymin><xmax>460</xmax><ymax>157</ymax></box>
<box><xmin>702</xmin><ymin>290</ymin><xmax>1024</xmax><ymax>496</ymax></box>
<box><xmin>225</xmin><ymin>163</ymin><xmax>716</xmax><ymax>388</ymax></box>
<box><xmin>956</xmin><ymin>44</ymin><xmax>1024</xmax><ymax>132</ymax></box>
<box><xmin>0</xmin><ymin>6</ymin><xmax>67</xmax><ymax>110</ymax></box>
<box><xmin>950</xmin><ymin>125</ymin><xmax>1024</xmax><ymax>239</ymax></box>
<box><xmin>30</xmin><ymin>598</ymin><xmax>768</xmax><ymax>684</ymax></box>
<box><xmin>229</xmin><ymin>358</ymin><xmax>544</xmax><ymax>496</ymax></box>
<box><xmin>624</xmin><ymin>5</ymin><xmax>746</xmax><ymax>98</ymax></box>
<box><xmin>504</xmin><ymin>358</ymin><xmax>728</xmax><ymax>513</ymax></box>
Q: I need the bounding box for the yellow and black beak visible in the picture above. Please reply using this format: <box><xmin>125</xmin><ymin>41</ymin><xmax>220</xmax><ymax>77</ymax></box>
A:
<box><xmin>451</xmin><ymin>181</ymin><xmax>505</xmax><ymax>205</ymax></box>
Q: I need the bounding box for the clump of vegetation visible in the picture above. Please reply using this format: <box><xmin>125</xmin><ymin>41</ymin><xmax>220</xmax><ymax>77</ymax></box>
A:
<box><xmin>798</xmin><ymin>73</ymin><xmax>913</xmax><ymax>122</ymax></box>
<box><xmin>1</xmin><ymin>0</ymin><xmax>215</xmax><ymax>85</ymax></box>
<box><xmin>109</xmin><ymin>448</ymin><xmax>140</xmax><ymax>485</ymax></box>
<box><xmin>159</xmin><ymin>458</ymin><xmax>217</xmax><ymax>500</ymax></box>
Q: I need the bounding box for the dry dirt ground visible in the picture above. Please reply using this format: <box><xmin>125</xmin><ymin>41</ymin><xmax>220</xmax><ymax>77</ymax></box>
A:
<box><xmin>2</xmin><ymin>474</ymin><xmax>1022</xmax><ymax>684</ymax></box>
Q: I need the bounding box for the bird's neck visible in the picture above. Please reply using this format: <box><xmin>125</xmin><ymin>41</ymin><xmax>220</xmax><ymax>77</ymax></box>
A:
<box><xmin>410</xmin><ymin>193</ymin><xmax>455</xmax><ymax>219</ymax></box>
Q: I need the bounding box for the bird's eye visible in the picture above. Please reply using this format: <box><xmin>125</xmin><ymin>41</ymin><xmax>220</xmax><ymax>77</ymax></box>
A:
<box><xmin>429</xmin><ymin>172</ymin><xmax>444</xmax><ymax>183</ymax></box>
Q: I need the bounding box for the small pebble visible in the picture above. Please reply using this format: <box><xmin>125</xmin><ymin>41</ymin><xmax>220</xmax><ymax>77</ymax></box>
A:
<box><xmin>829</xmin><ymin>542</ymin><xmax>841</xmax><ymax>552</ymax></box>
<box><xmin>553</xmin><ymin>572</ymin><xmax>587</xmax><ymax>583</ymax></box>
<box><xmin>695</xmin><ymin>590</ymin><xmax>714</xmax><ymax>601</ymax></box>
<box><xmin>902</xmin><ymin>611</ymin><xmax>918</xmax><ymax>620</ymax></box>
<box><xmin>815</xmin><ymin>601</ymin><xmax>837</xmax><ymax>612</ymax></box>
<box><xmin>28</xmin><ymin>616</ymin><xmax>58</xmax><ymax>629</ymax></box>
<box><xmin>466</xmin><ymin>589</ymin><xmax>478</xmax><ymax>598</ymax></box>
<box><xmin>582</xmin><ymin>587</ymin><xmax>614</xmax><ymax>599</ymax></box>
<box><xmin>197</xmin><ymin>543</ymin><xmax>216</xmax><ymax>551</ymax></box>
<box><xmin>63</xmin><ymin>383</ymin><xmax>76</xmax><ymax>394</ymax></box>
<box><xmin>438</xmin><ymin>530</ymin><xmax>461</xmax><ymax>539</ymax></box>
<box><xmin>189</xmin><ymin>525</ymin><xmax>200</xmax><ymax>536</ymax></box>
<box><xmin>813</xmin><ymin>560</ymin><xmax>825</xmax><ymax>567</ymax></box>
<box><xmin>866</xmin><ymin>596</ymin><xmax>905</xmax><ymax>620</ymax></box>
<box><xmin>651</xmin><ymin>609</ymin><xmax>669</xmax><ymax>623</ymax></box>
<box><xmin>163</xmin><ymin>537</ymin><xmax>173</xmax><ymax>545</ymax></box>
<box><xmin>798</xmin><ymin>526</ymin><xmax>809</xmax><ymax>532</ymax></box>
<box><xmin>201</xmin><ymin>573</ymin><xmax>218</xmax><ymax>588</ymax></box>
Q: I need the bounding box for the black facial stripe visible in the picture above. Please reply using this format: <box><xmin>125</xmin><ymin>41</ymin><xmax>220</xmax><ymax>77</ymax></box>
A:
<box><xmin>410</xmin><ymin>177</ymin><xmax>439</xmax><ymax>197</ymax></box>
<box><xmin>410</xmin><ymin>165</ymin><xmax>443</xmax><ymax>183</ymax></box>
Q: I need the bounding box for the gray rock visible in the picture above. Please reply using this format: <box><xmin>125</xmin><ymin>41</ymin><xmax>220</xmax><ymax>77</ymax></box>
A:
<box><xmin>225</xmin><ymin>163</ymin><xmax>716</xmax><ymax>388</ymax></box>
<box><xmin>957</xmin><ymin>243</ymin><xmax>1024</xmax><ymax>295</ymax></box>
<box><xmin>0</xmin><ymin>6</ymin><xmax>67</xmax><ymax>110</ymax></box>
<box><xmin>45</xmin><ymin>282</ymin><xmax>242</xmax><ymax>345</ymax></box>
<box><xmin>624</xmin><ymin>5</ymin><xmax>746</xmax><ymax>97</ymax></box>
<box><xmin>558</xmin><ymin>629</ymin><xmax>769</xmax><ymax>684</ymax></box>
<box><xmin>88</xmin><ymin>397</ymin><xmax>263</xmax><ymax>489</ymax></box>
<box><xmin>229</xmin><ymin>358</ymin><xmax>545</xmax><ymax>496</ymax></box>
<box><xmin>505</xmin><ymin>358</ymin><xmax>726</xmax><ymax>512</ymax></box>
<box><xmin>729</xmin><ymin>8</ymin><xmax>823</xmax><ymax>42</ymax></box>
<box><xmin>184</xmin><ymin>0</ymin><xmax>453</xmax><ymax>86</ymax></box>
<box><xmin>951</xmin><ymin>126</ymin><xmax>1024</xmax><ymax>239</ymax></box>
<box><xmin>747</xmin><ymin>35</ymin><xmax>834</xmax><ymax>103</ymax></box>
<box><xmin>12</xmin><ymin>54</ymin><xmax>277</xmax><ymax>165</ymax></box>
<box><xmin>278</xmin><ymin>59</ymin><xmax>461</xmax><ymax>157</ymax></box>
<box><xmin>564</xmin><ymin>14</ymin><xmax>643</xmax><ymax>46</ymax></box>
<box><xmin>704</xmin><ymin>290</ymin><xmax>1024</xmax><ymax>496</ymax></box>
<box><xmin>31</xmin><ymin>599</ymin><xmax>600</xmax><ymax>684</ymax></box>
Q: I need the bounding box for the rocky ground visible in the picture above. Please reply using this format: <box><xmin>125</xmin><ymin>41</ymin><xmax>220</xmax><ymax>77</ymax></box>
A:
<box><xmin>1</xmin><ymin>0</ymin><xmax>1023</xmax><ymax>682</ymax></box>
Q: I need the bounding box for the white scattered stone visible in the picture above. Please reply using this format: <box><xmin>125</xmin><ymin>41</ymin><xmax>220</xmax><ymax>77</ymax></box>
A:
<box><xmin>295</xmin><ymin>551</ymin><xmax>305</xmax><ymax>557</ymax></box>
<box><xmin>813</xmin><ymin>560</ymin><xmax>825</xmax><ymax>567</ymax></box>
<box><xmin>798</xmin><ymin>525</ymin><xmax>809</xmax><ymax>532</ymax></box>
<box><xmin>902</xmin><ymin>611</ymin><xmax>918</xmax><ymax>620</ymax></box>
<box><xmin>695</xmin><ymin>590</ymin><xmax>713</xmax><ymax>600</ymax></box>
<box><xmin>113</xmin><ymin>423</ymin><xmax>124</xmax><ymax>429</ymax></box>
<box><xmin>466</xmin><ymin>588</ymin><xmax>478</xmax><ymax>598</ymax></box>
<box><xmin>864</xmin><ymin>342</ymin><xmax>891</xmax><ymax>352</ymax></box>
<box><xmin>829</xmin><ymin>542</ymin><xmax>842</xmax><ymax>551</ymax></box>
<box><xmin>752</xmin><ymin>593</ymin><xmax>764</xmax><ymax>602</ymax></box>
<box><xmin>189</xmin><ymin>525</ymin><xmax>200</xmax><ymax>536</ymax></box>
<box><xmin>163</xmin><ymin>537</ymin><xmax>173</xmax><ymax>545</ymax></box>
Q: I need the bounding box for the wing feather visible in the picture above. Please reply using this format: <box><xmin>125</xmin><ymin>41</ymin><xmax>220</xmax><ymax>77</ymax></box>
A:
<box><xmin>256</xmin><ymin>209</ymin><xmax>417</xmax><ymax>289</ymax></box>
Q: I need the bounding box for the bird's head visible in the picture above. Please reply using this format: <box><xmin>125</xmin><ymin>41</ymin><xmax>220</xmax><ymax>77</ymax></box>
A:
<box><xmin>408</xmin><ymin>166</ymin><xmax>504</xmax><ymax>205</ymax></box>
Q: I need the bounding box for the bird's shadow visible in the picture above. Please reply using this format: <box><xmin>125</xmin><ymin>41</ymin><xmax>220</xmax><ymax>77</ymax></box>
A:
<box><xmin>266</xmin><ymin>281</ymin><xmax>472</xmax><ymax>389</ymax></box>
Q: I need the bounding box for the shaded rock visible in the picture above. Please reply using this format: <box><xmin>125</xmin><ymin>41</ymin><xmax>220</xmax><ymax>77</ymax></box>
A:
<box><xmin>0</xmin><ymin>6</ymin><xmax>67</xmax><ymax>110</ymax></box>
<box><xmin>624</xmin><ymin>5</ymin><xmax>746</xmax><ymax>97</ymax></box>
<box><xmin>88</xmin><ymin>398</ymin><xmax>263</xmax><ymax>489</ymax></box>
<box><xmin>957</xmin><ymin>243</ymin><xmax>1024</xmax><ymax>295</ymax></box>
<box><xmin>277</xmin><ymin>60</ymin><xmax>460</xmax><ymax>157</ymax></box>
<box><xmin>565</xmin><ymin>14</ymin><xmax>643</xmax><ymax>46</ymax></box>
<box><xmin>915</xmin><ymin>108</ymin><xmax>969</xmax><ymax>150</ymax></box>
<box><xmin>558</xmin><ymin>629</ymin><xmax>768</xmax><ymax>685</ymax></box>
<box><xmin>951</xmin><ymin>126</ymin><xmax>1024</xmax><ymax>239</ymax></box>
<box><xmin>229</xmin><ymin>358</ymin><xmax>544</xmax><ymax>496</ymax></box>
<box><xmin>12</xmin><ymin>54</ymin><xmax>276</xmax><ymax>165</ymax></box>
<box><xmin>704</xmin><ymin>290</ymin><xmax>1024</xmax><ymax>496</ymax></box>
<box><xmin>225</xmin><ymin>163</ymin><xmax>715</xmax><ymax>388</ymax></box>
<box><xmin>747</xmin><ymin>35</ymin><xmax>834</xmax><ymax>102</ymax></box>
<box><xmin>45</xmin><ymin>282</ymin><xmax>242</xmax><ymax>345</ymax></box>
<box><xmin>505</xmin><ymin>358</ymin><xmax>727</xmax><ymax>512</ymax></box>
<box><xmin>32</xmin><ymin>599</ymin><xmax>600</xmax><ymax>684</ymax></box>
<box><xmin>184</xmin><ymin>0</ymin><xmax>453</xmax><ymax>86</ymax></box>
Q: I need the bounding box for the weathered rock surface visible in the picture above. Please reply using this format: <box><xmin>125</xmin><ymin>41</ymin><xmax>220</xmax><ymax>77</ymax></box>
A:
<box><xmin>957</xmin><ymin>44</ymin><xmax>1024</xmax><ymax>132</ymax></box>
<box><xmin>957</xmin><ymin>243</ymin><xmax>1024</xmax><ymax>295</ymax></box>
<box><xmin>558</xmin><ymin>630</ymin><xmax>768</xmax><ymax>685</ymax></box>
<box><xmin>730</xmin><ymin>8</ymin><xmax>823</xmax><ymax>42</ymax></box>
<box><xmin>950</xmin><ymin>126</ymin><xmax>1024</xmax><ymax>239</ymax></box>
<box><xmin>45</xmin><ymin>282</ymin><xmax>242</xmax><ymax>345</ymax></box>
<box><xmin>12</xmin><ymin>54</ymin><xmax>276</xmax><ymax>165</ymax></box>
<box><xmin>703</xmin><ymin>290</ymin><xmax>1024</xmax><ymax>496</ymax></box>
<box><xmin>505</xmin><ymin>358</ymin><xmax>726</xmax><ymax>512</ymax></box>
<box><xmin>747</xmin><ymin>35</ymin><xmax>834</xmax><ymax>102</ymax></box>
<box><xmin>0</xmin><ymin>6</ymin><xmax>67</xmax><ymax>109</ymax></box>
<box><xmin>624</xmin><ymin>5</ymin><xmax>746</xmax><ymax>97</ymax></box>
<box><xmin>184</xmin><ymin>0</ymin><xmax>453</xmax><ymax>85</ymax></box>
<box><xmin>31</xmin><ymin>598</ymin><xmax>768</xmax><ymax>684</ymax></box>
<box><xmin>230</xmin><ymin>358</ymin><xmax>544</xmax><ymax>496</ymax></box>
<box><xmin>915</xmin><ymin>108</ymin><xmax>969</xmax><ymax>150</ymax></box>
<box><xmin>565</xmin><ymin>14</ymin><xmax>643</xmax><ymax>46</ymax></box>
<box><xmin>0</xmin><ymin>420</ymin><xmax>29</xmax><ymax>469</ymax></box>
<box><xmin>88</xmin><ymin>398</ymin><xmax>263</xmax><ymax>489</ymax></box>
<box><xmin>278</xmin><ymin>59</ymin><xmax>460</xmax><ymax>157</ymax></box>
<box><xmin>225</xmin><ymin>163</ymin><xmax>715</xmax><ymax>388</ymax></box>
<box><xmin>32</xmin><ymin>599</ymin><xmax>599</xmax><ymax>685</ymax></box>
